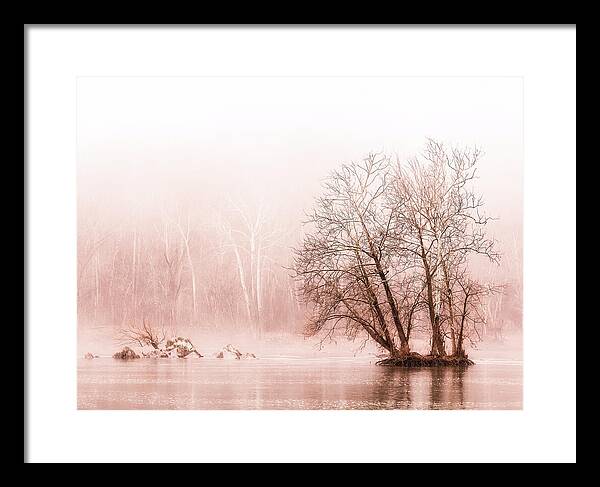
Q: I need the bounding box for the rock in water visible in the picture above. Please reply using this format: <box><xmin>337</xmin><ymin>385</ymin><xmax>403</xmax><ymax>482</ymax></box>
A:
<box><xmin>165</xmin><ymin>337</ymin><xmax>203</xmax><ymax>358</ymax></box>
<box><xmin>83</xmin><ymin>352</ymin><xmax>97</xmax><ymax>359</ymax></box>
<box><xmin>215</xmin><ymin>344</ymin><xmax>242</xmax><ymax>359</ymax></box>
<box><xmin>113</xmin><ymin>346</ymin><xmax>140</xmax><ymax>360</ymax></box>
<box><xmin>242</xmin><ymin>352</ymin><xmax>257</xmax><ymax>359</ymax></box>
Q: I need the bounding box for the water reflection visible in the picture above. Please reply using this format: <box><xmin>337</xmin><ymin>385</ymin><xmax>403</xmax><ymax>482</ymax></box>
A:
<box><xmin>78</xmin><ymin>358</ymin><xmax>522</xmax><ymax>410</ymax></box>
<box><xmin>374</xmin><ymin>367</ymin><xmax>412</xmax><ymax>408</ymax></box>
<box><xmin>449</xmin><ymin>367</ymin><xmax>466</xmax><ymax>408</ymax></box>
<box><xmin>429</xmin><ymin>367</ymin><xmax>446</xmax><ymax>409</ymax></box>
<box><xmin>369</xmin><ymin>366</ymin><xmax>468</xmax><ymax>409</ymax></box>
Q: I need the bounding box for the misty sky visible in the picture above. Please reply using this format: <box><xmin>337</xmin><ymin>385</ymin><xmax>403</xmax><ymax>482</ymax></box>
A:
<box><xmin>77</xmin><ymin>76</ymin><xmax>522</xmax><ymax>254</ymax></box>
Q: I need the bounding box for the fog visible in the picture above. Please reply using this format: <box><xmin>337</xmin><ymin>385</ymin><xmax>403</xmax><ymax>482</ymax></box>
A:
<box><xmin>77</xmin><ymin>77</ymin><xmax>522</xmax><ymax>357</ymax></box>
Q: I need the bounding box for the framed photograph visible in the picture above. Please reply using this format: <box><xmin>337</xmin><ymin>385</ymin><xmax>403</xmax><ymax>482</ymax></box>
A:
<box><xmin>25</xmin><ymin>25</ymin><xmax>576</xmax><ymax>463</ymax></box>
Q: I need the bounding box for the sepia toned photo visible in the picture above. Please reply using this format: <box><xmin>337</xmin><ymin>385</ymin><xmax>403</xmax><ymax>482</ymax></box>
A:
<box><xmin>77</xmin><ymin>76</ymin><xmax>523</xmax><ymax>410</ymax></box>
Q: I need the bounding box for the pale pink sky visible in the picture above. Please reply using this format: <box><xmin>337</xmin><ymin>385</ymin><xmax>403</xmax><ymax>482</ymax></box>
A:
<box><xmin>77</xmin><ymin>76</ymin><xmax>522</xmax><ymax>258</ymax></box>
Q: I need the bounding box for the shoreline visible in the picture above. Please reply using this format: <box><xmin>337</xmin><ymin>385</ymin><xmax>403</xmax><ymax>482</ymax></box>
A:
<box><xmin>78</xmin><ymin>355</ymin><xmax>500</xmax><ymax>368</ymax></box>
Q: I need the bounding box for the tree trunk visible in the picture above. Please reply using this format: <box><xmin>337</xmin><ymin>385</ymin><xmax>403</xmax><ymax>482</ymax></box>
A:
<box><xmin>443</xmin><ymin>263</ymin><xmax>457</xmax><ymax>357</ymax></box>
<box><xmin>132</xmin><ymin>226</ymin><xmax>137</xmax><ymax>324</ymax></box>
<box><xmin>354</xmin><ymin>249</ymin><xmax>395</xmax><ymax>351</ymax></box>
<box><xmin>233</xmin><ymin>243</ymin><xmax>253</xmax><ymax>324</ymax></box>
<box><xmin>374</xmin><ymin>263</ymin><xmax>409</xmax><ymax>353</ymax></box>
<box><xmin>255</xmin><ymin>239</ymin><xmax>262</xmax><ymax>338</ymax></box>
<box><xmin>175</xmin><ymin>215</ymin><xmax>197</xmax><ymax>325</ymax></box>
<box><xmin>358</xmin><ymin>215</ymin><xmax>410</xmax><ymax>354</ymax></box>
<box><xmin>94</xmin><ymin>252</ymin><xmax>100</xmax><ymax>322</ymax></box>
<box><xmin>431</xmin><ymin>315</ymin><xmax>446</xmax><ymax>357</ymax></box>
<box><xmin>456</xmin><ymin>332</ymin><xmax>465</xmax><ymax>357</ymax></box>
<box><xmin>451</xmin><ymin>327</ymin><xmax>457</xmax><ymax>356</ymax></box>
<box><xmin>457</xmin><ymin>300</ymin><xmax>468</xmax><ymax>358</ymax></box>
<box><xmin>421</xmin><ymin>249</ymin><xmax>445</xmax><ymax>357</ymax></box>
<box><xmin>184</xmin><ymin>240</ymin><xmax>197</xmax><ymax>323</ymax></box>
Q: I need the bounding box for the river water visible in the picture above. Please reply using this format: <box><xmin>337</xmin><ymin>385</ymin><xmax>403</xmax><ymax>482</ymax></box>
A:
<box><xmin>78</xmin><ymin>357</ymin><xmax>522</xmax><ymax>410</ymax></box>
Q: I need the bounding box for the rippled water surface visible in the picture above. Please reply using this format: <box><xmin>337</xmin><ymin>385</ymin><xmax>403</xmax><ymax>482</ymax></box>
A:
<box><xmin>78</xmin><ymin>357</ymin><xmax>522</xmax><ymax>410</ymax></box>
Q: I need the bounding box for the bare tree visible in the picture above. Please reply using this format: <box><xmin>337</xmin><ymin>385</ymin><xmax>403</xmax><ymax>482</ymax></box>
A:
<box><xmin>294</xmin><ymin>141</ymin><xmax>501</xmax><ymax>359</ymax></box>
<box><xmin>118</xmin><ymin>317</ymin><xmax>167</xmax><ymax>350</ymax></box>
<box><xmin>388</xmin><ymin>139</ymin><xmax>499</xmax><ymax>356</ymax></box>
<box><xmin>153</xmin><ymin>214</ymin><xmax>185</xmax><ymax>329</ymax></box>
<box><xmin>450</xmin><ymin>274</ymin><xmax>501</xmax><ymax>357</ymax></box>
<box><xmin>482</xmin><ymin>231</ymin><xmax>522</xmax><ymax>339</ymax></box>
<box><xmin>173</xmin><ymin>206</ymin><xmax>198</xmax><ymax>325</ymax></box>
<box><xmin>221</xmin><ymin>200</ymin><xmax>286</xmax><ymax>338</ymax></box>
<box><xmin>293</xmin><ymin>153</ymin><xmax>411</xmax><ymax>356</ymax></box>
